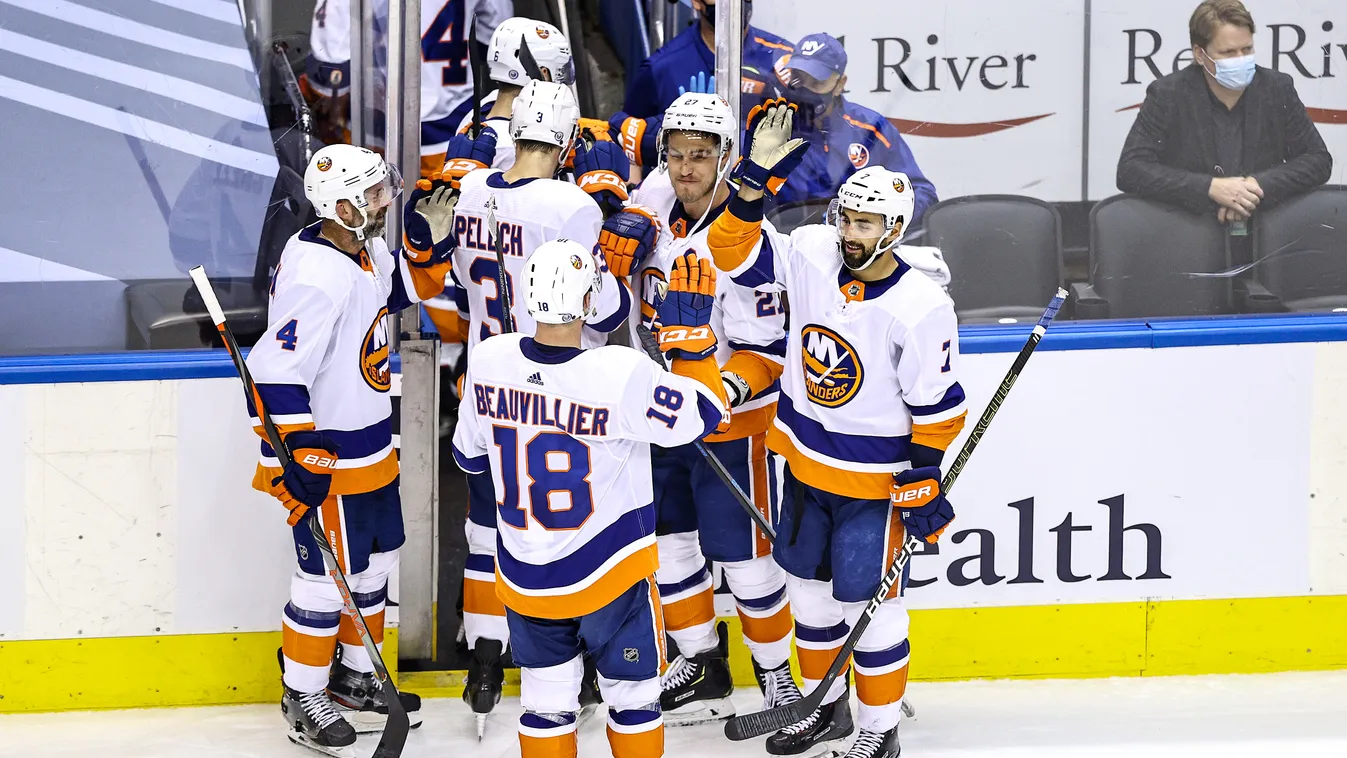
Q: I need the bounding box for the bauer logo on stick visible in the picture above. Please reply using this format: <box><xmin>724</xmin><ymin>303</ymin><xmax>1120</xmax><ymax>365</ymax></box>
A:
<box><xmin>801</xmin><ymin>325</ymin><xmax>864</xmax><ymax>407</ymax></box>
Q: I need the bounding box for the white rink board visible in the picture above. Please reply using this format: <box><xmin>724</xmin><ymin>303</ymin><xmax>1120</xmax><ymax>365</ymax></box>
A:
<box><xmin>3</xmin><ymin>340</ymin><xmax>1346</xmax><ymax>642</ymax></box>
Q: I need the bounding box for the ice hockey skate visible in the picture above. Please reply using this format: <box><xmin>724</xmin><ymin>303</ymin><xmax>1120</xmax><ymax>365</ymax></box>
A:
<box><xmin>766</xmin><ymin>694</ymin><xmax>856</xmax><ymax>757</ymax></box>
<box><xmin>755</xmin><ymin>657</ymin><xmax>804</xmax><ymax>710</ymax></box>
<box><xmin>281</xmin><ymin>685</ymin><xmax>357</xmax><ymax>758</ymax></box>
<box><xmin>838</xmin><ymin>726</ymin><xmax>901</xmax><ymax>758</ymax></box>
<box><xmin>661</xmin><ymin>620</ymin><xmax>736</xmax><ymax>726</ymax></box>
<box><xmin>327</xmin><ymin>657</ymin><xmax>423</xmax><ymax>733</ymax></box>
<box><xmin>462</xmin><ymin>637</ymin><xmax>505</xmax><ymax>739</ymax></box>
<box><xmin>577</xmin><ymin>652</ymin><xmax>603</xmax><ymax>725</ymax></box>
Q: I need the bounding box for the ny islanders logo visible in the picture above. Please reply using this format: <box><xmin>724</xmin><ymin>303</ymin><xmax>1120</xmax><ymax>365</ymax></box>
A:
<box><xmin>848</xmin><ymin>143</ymin><xmax>870</xmax><ymax>169</ymax></box>
<box><xmin>801</xmin><ymin>325</ymin><xmax>863</xmax><ymax>407</ymax></box>
<box><xmin>360</xmin><ymin>307</ymin><xmax>392</xmax><ymax>392</ymax></box>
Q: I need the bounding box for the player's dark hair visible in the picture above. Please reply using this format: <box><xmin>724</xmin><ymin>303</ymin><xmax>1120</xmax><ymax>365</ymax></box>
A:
<box><xmin>515</xmin><ymin>139</ymin><xmax>563</xmax><ymax>157</ymax></box>
<box><xmin>497</xmin><ymin>83</ymin><xmax>523</xmax><ymax>97</ymax></box>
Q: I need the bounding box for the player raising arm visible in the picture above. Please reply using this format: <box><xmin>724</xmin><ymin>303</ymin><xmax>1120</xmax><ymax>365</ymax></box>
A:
<box><xmin>705</xmin><ymin>100</ymin><xmax>967</xmax><ymax>758</ymax></box>
<box><xmin>452</xmin><ymin>243</ymin><xmax>730</xmax><ymax>758</ymax></box>
<box><xmin>246</xmin><ymin>143</ymin><xmax>457</xmax><ymax>755</ymax></box>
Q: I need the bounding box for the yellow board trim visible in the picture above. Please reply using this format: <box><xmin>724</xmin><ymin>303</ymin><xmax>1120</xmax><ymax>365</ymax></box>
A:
<box><xmin>6</xmin><ymin>596</ymin><xmax>1347</xmax><ymax>713</ymax></box>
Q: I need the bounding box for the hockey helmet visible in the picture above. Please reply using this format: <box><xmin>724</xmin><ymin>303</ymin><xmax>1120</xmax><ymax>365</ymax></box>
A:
<box><xmin>524</xmin><ymin>238</ymin><xmax>603</xmax><ymax>324</ymax></box>
<box><xmin>510</xmin><ymin>80</ymin><xmax>580</xmax><ymax>159</ymax></box>
<box><xmin>303</xmin><ymin>144</ymin><xmax>402</xmax><ymax>240</ymax></box>
<box><xmin>488</xmin><ymin>18</ymin><xmax>575</xmax><ymax>86</ymax></box>
<box><xmin>657</xmin><ymin>92</ymin><xmax>737</xmax><ymax>172</ymax></box>
<box><xmin>829</xmin><ymin>166</ymin><xmax>915</xmax><ymax>269</ymax></box>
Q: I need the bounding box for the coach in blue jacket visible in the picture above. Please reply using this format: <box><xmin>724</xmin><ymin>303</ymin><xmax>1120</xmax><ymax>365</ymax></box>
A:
<box><xmin>775</xmin><ymin>33</ymin><xmax>938</xmax><ymax>221</ymax></box>
<box><xmin>610</xmin><ymin>0</ymin><xmax>793</xmax><ymax>168</ymax></box>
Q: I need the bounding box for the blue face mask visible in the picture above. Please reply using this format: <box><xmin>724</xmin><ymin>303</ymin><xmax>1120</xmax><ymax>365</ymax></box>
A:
<box><xmin>1205</xmin><ymin>51</ymin><xmax>1256</xmax><ymax>91</ymax></box>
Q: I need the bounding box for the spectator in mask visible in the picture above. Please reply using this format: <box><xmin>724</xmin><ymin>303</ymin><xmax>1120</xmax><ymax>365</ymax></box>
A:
<box><xmin>610</xmin><ymin>0</ymin><xmax>793</xmax><ymax>170</ymax></box>
<box><xmin>1116</xmin><ymin>0</ymin><xmax>1331</xmax><ymax>240</ymax></box>
<box><xmin>775</xmin><ymin>33</ymin><xmax>938</xmax><ymax>222</ymax></box>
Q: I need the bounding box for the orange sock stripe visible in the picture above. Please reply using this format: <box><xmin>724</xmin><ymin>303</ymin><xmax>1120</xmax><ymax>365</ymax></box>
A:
<box><xmin>797</xmin><ymin>645</ymin><xmax>851</xmax><ymax>683</ymax></box>
<box><xmin>661</xmin><ymin>587</ymin><xmax>716</xmax><ymax>632</ymax></box>
<box><xmin>337</xmin><ymin>609</ymin><xmax>384</xmax><ymax>646</ymax></box>
<box><xmin>648</xmin><ymin>578</ymin><xmax>668</xmax><ymax>670</ymax></box>
<box><xmin>607</xmin><ymin>723</ymin><xmax>664</xmax><ymax>758</ymax></box>
<box><xmin>283</xmin><ymin>625</ymin><xmax>338</xmax><ymax>668</ymax></box>
<box><xmin>519</xmin><ymin>732</ymin><xmax>578</xmax><ymax>758</ymax></box>
<box><xmin>750</xmin><ymin>433</ymin><xmax>772</xmax><ymax>557</ymax></box>
<box><xmin>855</xmin><ymin>664</ymin><xmax>910</xmax><ymax>707</ymax></box>
<box><xmin>737</xmin><ymin>602</ymin><xmax>793</xmax><ymax>644</ymax></box>
<box><xmin>464</xmin><ymin>576</ymin><xmax>508</xmax><ymax>617</ymax></box>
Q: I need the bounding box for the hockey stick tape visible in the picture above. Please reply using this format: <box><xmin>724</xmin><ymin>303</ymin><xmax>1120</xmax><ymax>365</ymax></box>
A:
<box><xmin>188</xmin><ymin>266</ymin><xmax>227</xmax><ymax>326</ymax></box>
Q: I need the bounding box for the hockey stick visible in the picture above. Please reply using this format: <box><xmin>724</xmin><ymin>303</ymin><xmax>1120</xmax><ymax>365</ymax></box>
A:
<box><xmin>517</xmin><ymin>32</ymin><xmax>545</xmax><ymax>82</ymax></box>
<box><xmin>635</xmin><ymin>324</ymin><xmax>777</xmax><ymax>542</ymax></box>
<box><xmin>189</xmin><ymin>267</ymin><xmax>410</xmax><ymax>758</ymax></box>
<box><xmin>467</xmin><ymin>20</ymin><xmax>485</xmax><ymax>139</ymax></box>
<box><xmin>724</xmin><ymin>287</ymin><xmax>1069</xmax><ymax>742</ymax></box>
<box><xmin>485</xmin><ymin>197</ymin><xmax>514</xmax><ymax>334</ymax></box>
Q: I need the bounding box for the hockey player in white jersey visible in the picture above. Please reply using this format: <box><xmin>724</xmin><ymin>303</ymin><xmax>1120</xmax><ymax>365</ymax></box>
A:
<box><xmin>450</xmin><ymin>79</ymin><xmax>655</xmax><ymax>732</ymax></box>
<box><xmin>452</xmin><ymin>240</ymin><xmax>732</xmax><ymax>758</ymax></box>
<box><xmin>611</xmin><ymin>93</ymin><xmax>802</xmax><ymax>726</ymax></box>
<box><xmin>707</xmin><ymin>100</ymin><xmax>967</xmax><ymax>758</ymax></box>
<box><xmin>305</xmin><ymin>0</ymin><xmax>513</xmax><ymax>176</ymax></box>
<box><xmin>246</xmin><ymin>143</ymin><xmax>458</xmax><ymax>755</ymax></box>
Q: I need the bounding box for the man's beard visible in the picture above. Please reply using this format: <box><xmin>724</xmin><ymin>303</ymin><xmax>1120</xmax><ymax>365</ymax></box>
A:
<box><xmin>841</xmin><ymin>237</ymin><xmax>877</xmax><ymax>270</ymax></box>
<box><xmin>365</xmin><ymin>209</ymin><xmax>388</xmax><ymax>239</ymax></box>
<box><xmin>674</xmin><ymin>175</ymin><xmax>716</xmax><ymax>207</ymax></box>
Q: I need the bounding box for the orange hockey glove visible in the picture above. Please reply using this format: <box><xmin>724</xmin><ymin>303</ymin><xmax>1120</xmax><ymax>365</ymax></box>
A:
<box><xmin>656</xmin><ymin>253</ymin><xmax>719</xmax><ymax>361</ymax></box>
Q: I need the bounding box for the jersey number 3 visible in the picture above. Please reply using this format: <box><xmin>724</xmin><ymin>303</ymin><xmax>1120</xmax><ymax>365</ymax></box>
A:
<box><xmin>422</xmin><ymin>0</ymin><xmax>469</xmax><ymax>87</ymax></box>
<box><xmin>492</xmin><ymin>427</ymin><xmax>594</xmax><ymax>530</ymax></box>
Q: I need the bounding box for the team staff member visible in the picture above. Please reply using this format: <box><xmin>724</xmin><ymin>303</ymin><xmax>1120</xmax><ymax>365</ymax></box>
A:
<box><xmin>775</xmin><ymin>34</ymin><xmax>937</xmax><ymax>223</ymax></box>
<box><xmin>609</xmin><ymin>0</ymin><xmax>793</xmax><ymax>170</ymax></box>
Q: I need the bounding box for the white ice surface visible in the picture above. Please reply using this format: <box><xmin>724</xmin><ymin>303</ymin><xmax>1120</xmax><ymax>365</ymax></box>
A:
<box><xmin>3</xmin><ymin>671</ymin><xmax>1346</xmax><ymax>758</ymax></box>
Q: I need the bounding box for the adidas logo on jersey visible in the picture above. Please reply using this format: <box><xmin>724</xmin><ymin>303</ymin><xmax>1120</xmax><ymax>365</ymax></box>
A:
<box><xmin>527</xmin><ymin>372</ymin><xmax>545</xmax><ymax>386</ymax></box>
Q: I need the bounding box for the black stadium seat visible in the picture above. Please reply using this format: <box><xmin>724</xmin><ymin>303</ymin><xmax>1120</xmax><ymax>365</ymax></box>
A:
<box><xmin>1074</xmin><ymin>195</ymin><xmax>1231</xmax><ymax>320</ymax></box>
<box><xmin>1245</xmin><ymin>185</ymin><xmax>1347</xmax><ymax>312</ymax></box>
<box><xmin>922</xmin><ymin>195</ymin><xmax>1063</xmax><ymax>323</ymax></box>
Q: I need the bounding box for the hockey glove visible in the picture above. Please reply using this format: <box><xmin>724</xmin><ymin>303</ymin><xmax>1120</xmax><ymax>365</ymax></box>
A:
<box><xmin>739</xmin><ymin>98</ymin><xmax>809</xmax><ymax>195</ymax></box>
<box><xmin>598</xmin><ymin>205</ymin><xmax>661</xmax><ymax>278</ymax></box>
<box><xmin>609</xmin><ymin>113</ymin><xmax>662</xmax><ymax>168</ymax></box>
<box><xmin>573</xmin><ymin>138</ymin><xmax>631</xmax><ymax>216</ymax></box>
<box><xmin>578</xmin><ymin>118</ymin><xmax>614</xmax><ymax>142</ymax></box>
<box><xmin>271</xmin><ymin>431</ymin><xmax>340</xmax><ymax>526</ymax></box>
<box><xmin>656</xmin><ymin>252</ymin><xmax>719</xmax><ymax>361</ymax></box>
<box><xmin>440</xmin><ymin>125</ymin><xmax>498</xmax><ymax>188</ymax></box>
<box><xmin>891</xmin><ymin>466</ymin><xmax>955</xmax><ymax>544</ymax></box>
<box><xmin>722</xmin><ymin>371</ymin><xmax>752</xmax><ymax>408</ymax></box>
<box><xmin>403</xmin><ymin>180</ymin><xmax>458</xmax><ymax>266</ymax></box>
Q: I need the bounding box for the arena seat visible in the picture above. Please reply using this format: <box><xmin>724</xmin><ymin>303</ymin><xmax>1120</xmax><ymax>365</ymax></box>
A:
<box><xmin>1244</xmin><ymin>185</ymin><xmax>1347</xmax><ymax>313</ymax></box>
<box><xmin>1073</xmin><ymin>195</ymin><xmax>1231</xmax><ymax>320</ymax></box>
<box><xmin>922</xmin><ymin>195</ymin><xmax>1063</xmax><ymax>324</ymax></box>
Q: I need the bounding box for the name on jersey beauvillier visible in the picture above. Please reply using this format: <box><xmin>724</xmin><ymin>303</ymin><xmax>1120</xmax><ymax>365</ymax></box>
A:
<box><xmin>471</xmin><ymin>383</ymin><xmax>612</xmax><ymax>437</ymax></box>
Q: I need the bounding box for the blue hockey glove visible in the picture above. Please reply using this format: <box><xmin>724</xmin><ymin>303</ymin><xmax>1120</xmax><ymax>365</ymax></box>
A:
<box><xmin>891</xmin><ymin>466</ymin><xmax>955</xmax><ymax>544</ymax></box>
<box><xmin>656</xmin><ymin>252</ymin><xmax>719</xmax><ymax>361</ymax></box>
<box><xmin>739</xmin><ymin>98</ymin><xmax>808</xmax><ymax>195</ymax></box>
<box><xmin>598</xmin><ymin>205</ymin><xmax>661</xmax><ymax>278</ymax></box>
<box><xmin>573</xmin><ymin>138</ymin><xmax>630</xmax><ymax>216</ymax></box>
<box><xmin>403</xmin><ymin>179</ymin><xmax>458</xmax><ymax>265</ymax></box>
<box><xmin>440</xmin><ymin>125</ymin><xmax>498</xmax><ymax>188</ymax></box>
<box><xmin>271</xmin><ymin>431</ymin><xmax>340</xmax><ymax>526</ymax></box>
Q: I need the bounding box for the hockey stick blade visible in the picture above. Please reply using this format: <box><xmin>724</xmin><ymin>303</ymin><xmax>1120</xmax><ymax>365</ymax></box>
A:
<box><xmin>485</xmin><ymin>197</ymin><xmax>513</xmax><ymax>334</ymax></box>
<box><xmin>634</xmin><ymin>325</ymin><xmax>776</xmax><ymax>542</ymax></box>
<box><xmin>190</xmin><ymin>267</ymin><xmax>410</xmax><ymax>758</ymax></box>
<box><xmin>723</xmin><ymin>287</ymin><xmax>1069</xmax><ymax>742</ymax></box>
<box><xmin>517</xmin><ymin>33</ymin><xmax>544</xmax><ymax>81</ymax></box>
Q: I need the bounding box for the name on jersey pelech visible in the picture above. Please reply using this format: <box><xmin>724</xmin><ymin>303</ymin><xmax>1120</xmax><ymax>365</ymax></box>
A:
<box><xmin>801</xmin><ymin>325</ymin><xmax>864</xmax><ymax>407</ymax></box>
<box><xmin>360</xmin><ymin>307</ymin><xmax>392</xmax><ymax>392</ymax></box>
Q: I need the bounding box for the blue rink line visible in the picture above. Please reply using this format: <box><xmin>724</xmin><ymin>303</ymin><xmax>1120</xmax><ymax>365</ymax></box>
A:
<box><xmin>2</xmin><ymin>315</ymin><xmax>1347</xmax><ymax>384</ymax></box>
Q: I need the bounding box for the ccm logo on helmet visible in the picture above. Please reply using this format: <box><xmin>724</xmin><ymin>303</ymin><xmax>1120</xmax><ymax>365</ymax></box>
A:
<box><xmin>360</xmin><ymin>307</ymin><xmax>392</xmax><ymax>392</ymax></box>
<box><xmin>302</xmin><ymin>453</ymin><xmax>338</xmax><ymax>469</ymax></box>
<box><xmin>801</xmin><ymin>324</ymin><xmax>864</xmax><ymax>407</ymax></box>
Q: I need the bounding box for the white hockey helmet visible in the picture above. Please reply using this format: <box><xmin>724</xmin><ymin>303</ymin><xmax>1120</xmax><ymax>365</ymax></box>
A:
<box><xmin>510</xmin><ymin>80</ymin><xmax>580</xmax><ymax>157</ymax></box>
<box><xmin>303</xmin><ymin>144</ymin><xmax>402</xmax><ymax>239</ymax></box>
<box><xmin>488</xmin><ymin>17</ymin><xmax>574</xmax><ymax>86</ymax></box>
<box><xmin>657</xmin><ymin>92</ymin><xmax>737</xmax><ymax>172</ymax></box>
<box><xmin>524</xmin><ymin>238</ymin><xmax>603</xmax><ymax>324</ymax></box>
<box><xmin>830</xmin><ymin>166</ymin><xmax>916</xmax><ymax>269</ymax></box>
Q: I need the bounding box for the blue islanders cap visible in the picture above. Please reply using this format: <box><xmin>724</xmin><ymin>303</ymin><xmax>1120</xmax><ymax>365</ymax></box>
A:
<box><xmin>786</xmin><ymin>33</ymin><xmax>848</xmax><ymax>82</ymax></box>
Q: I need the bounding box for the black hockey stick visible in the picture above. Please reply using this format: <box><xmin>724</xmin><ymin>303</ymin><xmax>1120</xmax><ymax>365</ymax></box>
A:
<box><xmin>724</xmin><ymin>287</ymin><xmax>1069</xmax><ymax>742</ymax></box>
<box><xmin>467</xmin><ymin>19</ymin><xmax>485</xmax><ymax>139</ymax></box>
<box><xmin>189</xmin><ymin>267</ymin><xmax>410</xmax><ymax>758</ymax></box>
<box><xmin>517</xmin><ymin>32</ymin><xmax>545</xmax><ymax>81</ymax></box>
<box><xmin>635</xmin><ymin>324</ymin><xmax>776</xmax><ymax>542</ymax></box>
<box><xmin>485</xmin><ymin>197</ymin><xmax>514</xmax><ymax>334</ymax></box>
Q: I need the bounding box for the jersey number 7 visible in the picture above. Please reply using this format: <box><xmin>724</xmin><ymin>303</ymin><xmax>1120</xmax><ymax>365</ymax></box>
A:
<box><xmin>492</xmin><ymin>427</ymin><xmax>594</xmax><ymax>530</ymax></box>
<box><xmin>422</xmin><ymin>0</ymin><xmax>469</xmax><ymax>87</ymax></box>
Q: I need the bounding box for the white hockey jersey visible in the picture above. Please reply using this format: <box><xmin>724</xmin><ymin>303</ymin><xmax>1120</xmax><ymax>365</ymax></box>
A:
<box><xmin>629</xmin><ymin>169</ymin><xmax>787</xmax><ymax>441</ymax></box>
<box><xmin>308</xmin><ymin>0</ymin><xmax>512</xmax><ymax>156</ymax></box>
<box><xmin>247</xmin><ymin>222</ymin><xmax>450</xmax><ymax>495</ymax></box>
<box><xmin>452</xmin><ymin>333</ymin><xmax>727</xmax><ymax>618</ymax></box>
<box><xmin>708</xmin><ymin>204</ymin><xmax>968</xmax><ymax>501</ymax></box>
<box><xmin>451</xmin><ymin>168</ymin><xmax>631</xmax><ymax>353</ymax></box>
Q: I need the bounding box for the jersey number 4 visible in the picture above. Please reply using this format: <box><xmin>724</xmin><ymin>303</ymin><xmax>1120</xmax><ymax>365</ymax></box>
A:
<box><xmin>422</xmin><ymin>0</ymin><xmax>469</xmax><ymax>87</ymax></box>
<box><xmin>492</xmin><ymin>427</ymin><xmax>594</xmax><ymax>530</ymax></box>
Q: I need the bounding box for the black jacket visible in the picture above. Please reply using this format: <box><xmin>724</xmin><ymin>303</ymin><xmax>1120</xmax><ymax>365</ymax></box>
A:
<box><xmin>1116</xmin><ymin>64</ymin><xmax>1332</xmax><ymax>214</ymax></box>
